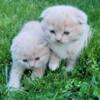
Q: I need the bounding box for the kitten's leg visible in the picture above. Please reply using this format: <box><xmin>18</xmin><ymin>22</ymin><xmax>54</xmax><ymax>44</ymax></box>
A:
<box><xmin>49</xmin><ymin>52</ymin><xmax>61</xmax><ymax>71</ymax></box>
<box><xmin>31</xmin><ymin>67</ymin><xmax>46</xmax><ymax>80</ymax></box>
<box><xmin>66</xmin><ymin>56</ymin><xmax>77</xmax><ymax>72</ymax></box>
<box><xmin>8</xmin><ymin>62</ymin><xmax>25</xmax><ymax>88</ymax></box>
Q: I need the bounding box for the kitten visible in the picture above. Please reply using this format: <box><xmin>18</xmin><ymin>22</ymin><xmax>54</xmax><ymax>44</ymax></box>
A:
<box><xmin>8</xmin><ymin>21</ymin><xmax>50</xmax><ymax>88</ymax></box>
<box><xmin>40</xmin><ymin>5</ymin><xmax>91</xmax><ymax>71</ymax></box>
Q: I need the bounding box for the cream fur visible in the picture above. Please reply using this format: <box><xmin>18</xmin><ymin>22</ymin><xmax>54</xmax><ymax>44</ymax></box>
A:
<box><xmin>40</xmin><ymin>5</ymin><xmax>91</xmax><ymax>71</ymax></box>
<box><xmin>8</xmin><ymin>21</ymin><xmax>50</xmax><ymax>88</ymax></box>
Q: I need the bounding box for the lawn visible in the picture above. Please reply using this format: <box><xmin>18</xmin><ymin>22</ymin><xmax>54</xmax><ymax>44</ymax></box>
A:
<box><xmin>0</xmin><ymin>0</ymin><xmax>100</xmax><ymax>99</ymax></box>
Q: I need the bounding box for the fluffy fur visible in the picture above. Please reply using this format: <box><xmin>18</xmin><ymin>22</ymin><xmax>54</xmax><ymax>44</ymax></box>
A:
<box><xmin>8</xmin><ymin>21</ymin><xmax>50</xmax><ymax>88</ymax></box>
<box><xmin>40</xmin><ymin>5</ymin><xmax>91</xmax><ymax>71</ymax></box>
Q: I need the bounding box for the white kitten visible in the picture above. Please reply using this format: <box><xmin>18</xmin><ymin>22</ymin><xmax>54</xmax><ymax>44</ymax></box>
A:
<box><xmin>8</xmin><ymin>21</ymin><xmax>50</xmax><ymax>88</ymax></box>
<box><xmin>40</xmin><ymin>5</ymin><xmax>91</xmax><ymax>71</ymax></box>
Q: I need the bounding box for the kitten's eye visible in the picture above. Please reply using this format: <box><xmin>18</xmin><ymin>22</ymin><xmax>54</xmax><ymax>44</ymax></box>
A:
<box><xmin>50</xmin><ymin>30</ymin><xmax>55</xmax><ymax>34</ymax></box>
<box><xmin>64</xmin><ymin>31</ymin><xmax>70</xmax><ymax>35</ymax></box>
<box><xmin>23</xmin><ymin>59</ymin><xmax>28</xmax><ymax>62</ymax></box>
<box><xmin>35</xmin><ymin>57</ymin><xmax>40</xmax><ymax>60</ymax></box>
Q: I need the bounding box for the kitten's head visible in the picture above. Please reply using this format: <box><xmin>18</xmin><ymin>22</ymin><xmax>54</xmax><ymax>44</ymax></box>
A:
<box><xmin>11</xmin><ymin>32</ymin><xmax>50</xmax><ymax>69</ymax></box>
<box><xmin>11</xmin><ymin>41</ymin><xmax>49</xmax><ymax>69</ymax></box>
<box><xmin>40</xmin><ymin>5</ymin><xmax>88</xmax><ymax>44</ymax></box>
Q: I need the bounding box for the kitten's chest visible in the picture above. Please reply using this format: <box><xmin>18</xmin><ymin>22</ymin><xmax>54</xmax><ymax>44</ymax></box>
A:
<box><xmin>48</xmin><ymin>43</ymin><xmax>68</xmax><ymax>59</ymax></box>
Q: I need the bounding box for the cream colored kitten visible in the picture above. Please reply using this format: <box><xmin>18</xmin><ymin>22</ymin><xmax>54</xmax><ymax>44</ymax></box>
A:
<box><xmin>8</xmin><ymin>21</ymin><xmax>50</xmax><ymax>88</ymax></box>
<box><xmin>40</xmin><ymin>5</ymin><xmax>91</xmax><ymax>71</ymax></box>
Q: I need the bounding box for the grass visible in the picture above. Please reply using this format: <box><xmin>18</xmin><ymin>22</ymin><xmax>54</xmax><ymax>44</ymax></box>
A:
<box><xmin>0</xmin><ymin>0</ymin><xmax>100</xmax><ymax>99</ymax></box>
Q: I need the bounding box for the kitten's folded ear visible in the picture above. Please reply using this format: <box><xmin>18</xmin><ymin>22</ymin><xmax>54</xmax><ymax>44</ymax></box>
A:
<box><xmin>39</xmin><ymin>42</ymin><xmax>48</xmax><ymax>49</ymax></box>
<box><xmin>74</xmin><ymin>9</ymin><xmax>88</xmax><ymax>24</ymax></box>
<box><xmin>68</xmin><ymin>6</ymin><xmax>88</xmax><ymax>24</ymax></box>
<box><xmin>10</xmin><ymin>42</ymin><xmax>18</xmax><ymax>55</ymax></box>
<box><xmin>76</xmin><ymin>11</ymin><xmax>88</xmax><ymax>24</ymax></box>
<box><xmin>39</xmin><ymin>39</ymin><xmax>48</xmax><ymax>47</ymax></box>
<box><xmin>40</xmin><ymin>7</ymin><xmax>51</xmax><ymax>20</ymax></box>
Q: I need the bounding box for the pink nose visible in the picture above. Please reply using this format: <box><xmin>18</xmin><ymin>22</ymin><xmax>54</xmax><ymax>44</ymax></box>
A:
<box><xmin>56</xmin><ymin>34</ymin><xmax>62</xmax><ymax>42</ymax></box>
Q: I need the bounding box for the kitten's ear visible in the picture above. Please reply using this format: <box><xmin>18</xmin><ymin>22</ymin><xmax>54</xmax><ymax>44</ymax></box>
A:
<box><xmin>42</xmin><ymin>42</ymin><xmax>48</xmax><ymax>47</ymax></box>
<box><xmin>39</xmin><ymin>42</ymin><xmax>48</xmax><ymax>50</ymax></box>
<box><xmin>69</xmin><ymin>6</ymin><xmax>88</xmax><ymax>24</ymax></box>
<box><xmin>39</xmin><ymin>40</ymin><xmax>48</xmax><ymax>47</ymax></box>
<box><xmin>10</xmin><ymin>43</ymin><xmax>18</xmax><ymax>55</ymax></box>
<box><xmin>77</xmin><ymin>14</ymin><xmax>88</xmax><ymax>24</ymax></box>
<box><xmin>10</xmin><ymin>38</ymin><xmax>17</xmax><ymax>53</ymax></box>
<box><xmin>42</xmin><ymin>41</ymin><xmax>48</xmax><ymax>46</ymax></box>
<box><xmin>76</xmin><ymin>10</ymin><xmax>88</xmax><ymax>24</ymax></box>
<box><xmin>40</xmin><ymin>7</ymin><xmax>51</xmax><ymax>19</ymax></box>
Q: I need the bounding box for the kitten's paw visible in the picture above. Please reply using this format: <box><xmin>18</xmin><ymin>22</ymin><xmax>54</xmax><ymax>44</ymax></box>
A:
<box><xmin>49</xmin><ymin>63</ymin><xmax>59</xmax><ymax>71</ymax></box>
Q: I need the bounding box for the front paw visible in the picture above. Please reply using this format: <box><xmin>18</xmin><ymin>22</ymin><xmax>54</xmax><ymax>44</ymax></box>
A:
<box><xmin>49</xmin><ymin>63</ymin><xmax>59</xmax><ymax>71</ymax></box>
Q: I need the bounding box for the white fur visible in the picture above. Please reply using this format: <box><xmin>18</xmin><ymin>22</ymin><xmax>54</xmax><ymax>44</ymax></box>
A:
<box><xmin>8</xmin><ymin>62</ymin><xmax>25</xmax><ymax>88</ymax></box>
<box><xmin>40</xmin><ymin>5</ymin><xmax>91</xmax><ymax>71</ymax></box>
<box><xmin>41</xmin><ymin>5</ymin><xmax>87</xmax><ymax>24</ymax></box>
<box><xmin>49</xmin><ymin>63</ymin><xmax>59</xmax><ymax>71</ymax></box>
<box><xmin>48</xmin><ymin>25</ymin><xmax>90</xmax><ymax>59</ymax></box>
<box><xmin>8</xmin><ymin>21</ymin><xmax>50</xmax><ymax>88</ymax></box>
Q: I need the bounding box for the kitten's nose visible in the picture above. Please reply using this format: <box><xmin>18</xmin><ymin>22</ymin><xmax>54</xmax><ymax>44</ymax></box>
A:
<box><xmin>56</xmin><ymin>34</ymin><xmax>62</xmax><ymax>42</ymax></box>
